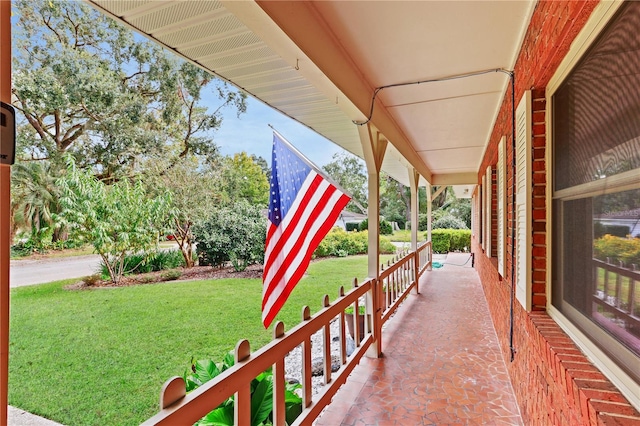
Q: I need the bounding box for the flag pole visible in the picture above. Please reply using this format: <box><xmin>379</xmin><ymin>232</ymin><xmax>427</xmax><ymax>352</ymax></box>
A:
<box><xmin>268</xmin><ymin>125</ymin><xmax>367</xmax><ymax>214</ymax></box>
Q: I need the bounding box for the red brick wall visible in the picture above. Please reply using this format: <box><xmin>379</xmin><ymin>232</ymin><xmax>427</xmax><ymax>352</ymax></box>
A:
<box><xmin>474</xmin><ymin>0</ymin><xmax>640</xmax><ymax>424</ymax></box>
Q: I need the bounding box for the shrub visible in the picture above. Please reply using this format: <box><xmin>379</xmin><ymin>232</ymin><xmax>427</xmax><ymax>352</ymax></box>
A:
<box><xmin>358</xmin><ymin>219</ymin><xmax>393</xmax><ymax>235</ymax></box>
<box><xmin>194</xmin><ymin>202</ymin><xmax>267</xmax><ymax>270</ymax></box>
<box><xmin>99</xmin><ymin>250</ymin><xmax>185</xmax><ymax>278</ymax></box>
<box><xmin>431</xmin><ymin>230</ymin><xmax>451</xmax><ymax>254</ymax></box>
<box><xmin>146</xmin><ymin>250</ymin><xmax>186</xmax><ymax>272</ymax></box>
<box><xmin>83</xmin><ymin>274</ymin><xmax>102</xmax><ymax>287</ymax></box>
<box><xmin>594</xmin><ymin>234</ymin><xmax>640</xmax><ymax>266</ymax></box>
<box><xmin>418</xmin><ymin>214</ymin><xmax>429</xmax><ymax>231</ymax></box>
<box><xmin>185</xmin><ymin>353</ymin><xmax>302</xmax><ymax>425</ymax></box>
<box><xmin>429</xmin><ymin>229</ymin><xmax>471</xmax><ymax>253</ymax></box>
<box><xmin>449</xmin><ymin>229</ymin><xmax>471</xmax><ymax>252</ymax></box>
<box><xmin>314</xmin><ymin>228</ymin><xmax>396</xmax><ymax>258</ymax></box>
<box><xmin>432</xmin><ymin>215</ymin><xmax>467</xmax><ymax>230</ymax></box>
<box><xmin>384</xmin><ymin>212</ymin><xmax>406</xmax><ymax>230</ymax></box>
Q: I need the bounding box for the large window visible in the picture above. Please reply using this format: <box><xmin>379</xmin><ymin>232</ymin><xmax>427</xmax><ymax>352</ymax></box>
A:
<box><xmin>552</xmin><ymin>1</ymin><xmax>640</xmax><ymax>386</ymax></box>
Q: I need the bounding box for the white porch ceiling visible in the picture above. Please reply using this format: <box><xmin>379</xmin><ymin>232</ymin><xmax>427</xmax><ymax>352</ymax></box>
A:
<box><xmin>87</xmin><ymin>0</ymin><xmax>535</xmax><ymax>187</ymax></box>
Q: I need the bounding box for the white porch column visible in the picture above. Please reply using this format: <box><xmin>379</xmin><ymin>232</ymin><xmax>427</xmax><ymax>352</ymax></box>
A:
<box><xmin>429</xmin><ymin>185</ymin><xmax>447</xmax><ymax>243</ymax></box>
<box><xmin>409</xmin><ymin>168</ymin><xmax>420</xmax><ymax>252</ymax></box>
<box><xmin>409</xmin><ymin>168</ymin><xmax>420</xmax><ymax>294</ymax></box>
<box><xmin>358</xmin><ymin>123</ymin><xmax>386</xmax><ymax>358</ymax></box>
<box><xmin>427</xmin><ymin>183</ymin><xmax>432</xmax><ymax>242</ymax></box>
<box><xmin>1</xmin><ymin>1</ymin><xmax>11</xmax><ymax>423</ymax></box>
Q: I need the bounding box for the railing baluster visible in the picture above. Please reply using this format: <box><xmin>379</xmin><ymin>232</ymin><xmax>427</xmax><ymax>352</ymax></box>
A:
<box><xmin>604</xmin><ymin>258</ymin><xmax>611</xmax><ymax>298</ymax></box>
<box><xmin>616</xmin><ymin>261</ymin><xmax>623</xmax><ymax>308</ymax></box>
<box><xmin>338</xmin><ymin>286</ymin><xmax>347</xmax><ymax>365</ymax></box>
<box><xmin>322</xmin><ymin>295</ymin><xmax>332</xmax><ymax>385</ymax></box>
<box><xmin>353</xmin><ymin>278</ymin><xmax>360</xmax><ymax>347</ymax></box>
<box><xmin>272</xmin><ymin>322</ymin><xmax>286</xmax><ymax>426</ymax></box>
<box><xmin>301</xmin><ymin>306</ymin><xmax>312</xmax><ymax>408</ymax></box>
<box><xmin>234</xmin><ymin>340</ymin><xmax>251</xmax><ymax>426</ymax></box>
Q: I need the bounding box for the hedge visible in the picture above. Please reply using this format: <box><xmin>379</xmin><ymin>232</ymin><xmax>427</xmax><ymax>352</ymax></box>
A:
<box><xmin>429</xmin><ymin>229</ymin><xmax>471</xmax><ymax>254</ymax></box>
<box><xmin>593</xmin><ymin>234</ymin><xmax>640</xmax><ymax>266</ymax></box>
<box><xmin>314</xmin><ymin>228</ymin><xmax>396</xmax><ymax>258</ymax></box>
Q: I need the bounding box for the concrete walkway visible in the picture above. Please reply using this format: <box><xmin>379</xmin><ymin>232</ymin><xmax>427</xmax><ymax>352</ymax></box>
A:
<box><xmin>8</xmin><ymin>406</ymin><xmax>63</xmax><ymax>426</ymax></box>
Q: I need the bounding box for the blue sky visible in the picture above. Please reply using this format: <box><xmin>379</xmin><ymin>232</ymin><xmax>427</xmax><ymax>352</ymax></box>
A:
<box><xmin>213</xmin><ymin>95</ymin><xmax>344</xmax><ymax>168</ymax></box>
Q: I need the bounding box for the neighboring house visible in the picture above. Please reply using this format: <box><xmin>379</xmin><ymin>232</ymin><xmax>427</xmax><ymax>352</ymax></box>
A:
<box><xmin>333</xmin><ymin>210</ymin><xmax>367</xmax><ymax>230</ymax></box>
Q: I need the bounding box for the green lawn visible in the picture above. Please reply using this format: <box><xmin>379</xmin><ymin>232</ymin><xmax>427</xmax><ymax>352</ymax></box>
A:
<box><xmin>9</xmin><ymin>256</ymin><xmax>388</xmax><ymax>425</ymax></box>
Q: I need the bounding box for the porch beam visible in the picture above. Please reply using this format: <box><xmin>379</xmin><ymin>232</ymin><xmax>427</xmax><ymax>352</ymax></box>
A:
<box><xmin>1</xmin><ymin>1</ymin><xmax>11</xmax><ymax>424</ymax></box>
<box><xmin>358</xmin><ymin>122</ymin><xmax>386</xmax><ymax>358</ymax></box>
<box><xmin>431</xmin><ymin>172</ymin><xmax>477</xmax><ymax>185</ymax></box>
<box><xmin>426</xmin><ymin>183</ymin><xmax>432</xmax><ymax>243</ymax></box>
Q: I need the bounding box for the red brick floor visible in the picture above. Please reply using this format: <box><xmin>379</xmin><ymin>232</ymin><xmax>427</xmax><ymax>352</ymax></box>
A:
<box><xmin>315</xmin><ymin>253</ymin><xmax>523</xmax><ymax>425</ymax></box>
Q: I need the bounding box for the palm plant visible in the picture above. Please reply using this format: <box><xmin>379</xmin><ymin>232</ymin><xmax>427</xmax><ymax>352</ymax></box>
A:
<box><xmin>11</xmin><ymin>161</ymin><xmax>63</xmax><ymax>248</ymax></box>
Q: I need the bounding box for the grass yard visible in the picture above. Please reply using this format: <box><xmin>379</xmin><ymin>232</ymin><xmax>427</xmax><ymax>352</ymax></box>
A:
<box><xmin>9</xmin><ymin>255</ymin><xmax>390</xmax><ymax>425</ymax></box>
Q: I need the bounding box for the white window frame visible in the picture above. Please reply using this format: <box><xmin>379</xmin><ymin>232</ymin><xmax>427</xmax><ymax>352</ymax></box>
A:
<box><xmin>545</xmin><ymin>0</ymin><xmax>639</xmax><ymax>410</ymax></box>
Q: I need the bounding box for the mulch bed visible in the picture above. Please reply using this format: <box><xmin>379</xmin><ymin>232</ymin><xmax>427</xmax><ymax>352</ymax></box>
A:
<box><xmin>64</xmin><ymin>264</ymin><xmax>263</xmax><ymax>290</ymax></box>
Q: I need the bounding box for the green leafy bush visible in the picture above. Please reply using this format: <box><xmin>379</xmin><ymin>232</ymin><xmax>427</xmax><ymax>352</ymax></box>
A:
<box><xmin>358</xmin><ymin>219</ymin><xmax>393</xmax><ymax>235</ymax></box>
<box><xmin>429</xmin><ymin>229</ymin><xmax>471</xmax><ymax>253</ymax></box>
<box><xmin>145</xmin><ymin>250</ymin><xmax>186</xmax><ymax>272</ymax></box>
<box><xmin>449</xmin><ymin>229</ymin><xmax>471</xmax><ymax>252</ymax></box>
<box><xmin>384</xmin><ymin>211</ymin><xmax>406</xmax><ymax>230</ymax></box>
<box><xmin>431</xmin><ymin>230</ymin><xmax>451</xmax><ymax>254</ymax></box>
<box><xmin>418</xmin><ymin>214</ymin><xmax>429</xmax><ymax>232</ymax></box>
<box><xmin>432</xmin><ymin>215</ymin><xmax>467</xmax><ymax>230</ymax></box>
<box><xmin>314</xmin><ymin>228</ymin><xmax>396</xmax><ymax>258</ymax></box>
<box><xmin>59</xmin><ymin>158</ymin><xmax>172</xmax><ymax>284</ymax></box>
<box><xmin>99</xmin><ymin>250</ymin><xmax>185</xmax><ymax>278</ymax></box>
<box><xmin>194</xmin><ymin>202</ymin><xmax>267</xmax><ymax>271</ymax></box>
<box><xmin>185</xmin><ymin>353</ymin><xmax>302</xmax><ymax>426</ymax></box>
<box><xmin>594</xmin><ymin>234</ymin><xmax>640</xmax><ymax>266</ymax></box>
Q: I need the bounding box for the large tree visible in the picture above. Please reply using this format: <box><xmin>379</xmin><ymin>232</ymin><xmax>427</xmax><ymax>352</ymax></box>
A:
<box><xmin>220</xmin><ymin>152</ymin><xmax>270</xmax><ymax>206</ymax></box>
<box><xmin>11</xmin><ymin>0</ymin><xmax>246</xmax><ymax>179</ymax></box>
<box><xmin>143</xmin><ymin>156</ymin><xmax>223</xmax><ymax>267</ymax></box>
<box><xmin>322</xmin><ymin>152</ymin><xmax>367</xmax><ymax>213</ymax></box>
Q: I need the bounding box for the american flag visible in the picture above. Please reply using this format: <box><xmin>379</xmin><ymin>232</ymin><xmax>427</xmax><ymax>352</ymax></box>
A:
<box><xmin>262</xmin><ymin>132</ymin><xmax>351</xmax><ymax>328</ymax></box>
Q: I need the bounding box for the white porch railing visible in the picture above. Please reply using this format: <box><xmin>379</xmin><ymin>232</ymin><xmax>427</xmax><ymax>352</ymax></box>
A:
<box><xmin>142</xmin><ymin>242</ymin><xmax>432</xmax><ymax>426</ymax></box>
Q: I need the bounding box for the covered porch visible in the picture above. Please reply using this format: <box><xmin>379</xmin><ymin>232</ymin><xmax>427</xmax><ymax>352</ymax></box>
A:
<box><xmin>2</xmin><ymin>0</ymin><xmax>640</xmax><ymax>424</ymax></box>
<box><xmin>316</xmin><ymin>252</ymin><xmax>522</xmax><ymax>425</ymax></box>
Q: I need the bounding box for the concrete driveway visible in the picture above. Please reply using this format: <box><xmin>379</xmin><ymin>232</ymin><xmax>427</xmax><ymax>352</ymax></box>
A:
<box><xmin>9</xmin><ymin>254</ymin><xmax>101</xmax><ymax>287</ymax></box>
